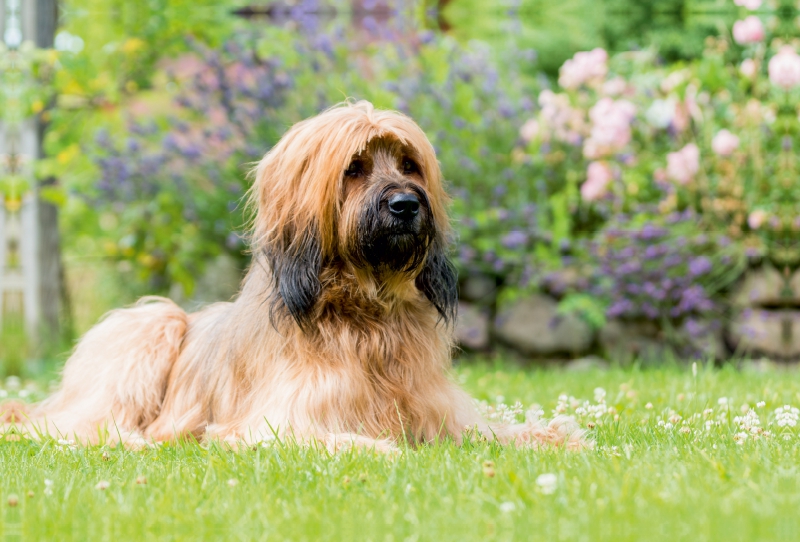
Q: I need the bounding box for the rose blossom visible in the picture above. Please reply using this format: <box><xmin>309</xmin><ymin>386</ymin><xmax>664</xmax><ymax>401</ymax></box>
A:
<box><xmin>712</xmin><ymin>130</ymin><xmax>740</xmax><ymax>156</ymax></box>
<box><xmin>748</xmin><ymin>210</ymin><xmax>768</xmax><ymax>229</ymax></box>
<box><xmin>538</xmin><ymin>90</ymin><xmax>585</xmax><ymax>145</ymax></box>
<box><xmin>666</xmin><ymin>143</ymin><xmax>700</xmax><ymax>185</ymax></box>
<box><xmin>558</xmin><ymin>48</ymin><xmax>608</xmax><ymax>89</ymax></box>
<box><xmin>519</xmin><ymin>118</ymin><xmax>539</xmax><ymax>143</ymax></box>
<box><xmin>768</xmin><ymin>46</ymin><xmax>800</xmax><ymax>90</ymax></box>
<box><xmin>583</xmin><ymin>98</ymin><xmax>636</xmax><ymax>158</ymax></box>
<box><xmin>581</xmin><ymin>161</ymin><xmax>613</xmax><ymax>202</ymax></box>
<box><xmin>732</xmin><ymin>16</ymin><xmax>765</xmax><ymax>45</ymax></box>
<box><xmin>739</xmin><ymin>58</ymin><xmax>757</xmax><ymax>78</ymax></box>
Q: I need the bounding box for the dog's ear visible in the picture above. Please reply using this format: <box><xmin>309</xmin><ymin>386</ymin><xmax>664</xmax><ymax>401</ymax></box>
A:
<box><xmin>415</xmin><ymin>241</ymin><xmax>458</xmax><ymax>324</ymax></box>
<box><xmin>265</xmin><ymin>226</ymin><xmax>322</xmax><ymax>331</ymax></box>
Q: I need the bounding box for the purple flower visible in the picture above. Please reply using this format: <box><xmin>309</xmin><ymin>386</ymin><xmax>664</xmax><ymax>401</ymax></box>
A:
<box><xmin>502</xmin><ymin>231</ymin><xmax>527</xmax><ymax>249</ymax></box>
<box><xmin>688</xmin><ymin>256</ymin><xmax>712</xmax><ymax>277</ymax></box>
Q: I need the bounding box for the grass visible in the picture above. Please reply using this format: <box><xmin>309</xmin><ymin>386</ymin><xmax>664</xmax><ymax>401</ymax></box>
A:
<box><xmin>3</xmin><ymin>360</ymin><xmax>800</xmax><ymax>541</ymax></box>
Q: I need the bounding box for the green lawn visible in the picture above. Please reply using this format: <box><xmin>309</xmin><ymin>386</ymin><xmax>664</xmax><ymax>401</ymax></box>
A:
<box><xmin>2</xmin><ymin>361</ymin><xmax>799</xmax><ymax>541</ymax></box>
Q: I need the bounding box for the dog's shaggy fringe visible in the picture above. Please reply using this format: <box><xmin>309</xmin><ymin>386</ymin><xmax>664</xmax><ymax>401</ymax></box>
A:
<box><xmin>11</xmin><ymin>101</ymin><xmax>586</xmax><ymax>452</ymax></box>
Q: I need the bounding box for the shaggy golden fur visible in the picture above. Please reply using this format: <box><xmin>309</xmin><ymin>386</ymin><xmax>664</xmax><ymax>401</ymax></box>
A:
<box><xmin>13</xmin><ymin>101</ymin><xmax>585</xmax><ymax>451</ymax></box>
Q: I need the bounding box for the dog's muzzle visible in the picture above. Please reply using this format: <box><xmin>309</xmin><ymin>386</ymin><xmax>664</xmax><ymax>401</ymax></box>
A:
<box><xmin>355</xmin><ymin>185</ymin><xmax>433</xmax><ymax>272</ymax></box>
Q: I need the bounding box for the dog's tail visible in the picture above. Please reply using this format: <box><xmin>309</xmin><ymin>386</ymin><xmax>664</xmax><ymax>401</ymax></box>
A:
<box><xmin>21</xmin><ymin>297</ymin><xmax>188</xmax><ymax>445</ymax></box>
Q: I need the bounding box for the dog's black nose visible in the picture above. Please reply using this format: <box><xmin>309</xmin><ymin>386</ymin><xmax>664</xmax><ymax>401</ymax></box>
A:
<box><xmin>388</xmin><ymin>193</ymin><xmax>420</xmax><ymax>220</ymax></box>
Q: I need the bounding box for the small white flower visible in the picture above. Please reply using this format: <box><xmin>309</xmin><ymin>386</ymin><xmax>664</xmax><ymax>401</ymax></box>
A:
<box><xmin>757</xmin><ymin>401</ymin><xmax>766</xmax><ymax>408</ymax></box>
<box><xmin>499</xmin><ymin>501</ymin><xmax>516</xmax><ymax>513</ymax></box>
<box><xmin>594</xmin><ymin>388</ymin><xmax>607</xmax><ymax>402</ymax></box>
<box><xmin>536</xmin><ymin>473</ymin><xmax>558</xmax><ymax>495</ymax></box>
<box><xmin>645</xmin><ymin>403</ymin><xmax>653</xmax><ymax>410</ymax></box>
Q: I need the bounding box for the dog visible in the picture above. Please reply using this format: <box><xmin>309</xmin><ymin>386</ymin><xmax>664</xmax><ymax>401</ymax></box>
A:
<box><xmin>18</xmin><ymin>101</ymin><xmax>585</xmax><ymax>452</ymax></box>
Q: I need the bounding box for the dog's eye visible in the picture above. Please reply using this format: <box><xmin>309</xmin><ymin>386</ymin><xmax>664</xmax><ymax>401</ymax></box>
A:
<box><xmin>401</xmin><ymin>158</ymin><xmax>419</xmax><ymax>175</ymax></box>
<box><xmin>345</xmin><ymin>160</ymin><xmax>364</xmax><ymax>178</ymax></box>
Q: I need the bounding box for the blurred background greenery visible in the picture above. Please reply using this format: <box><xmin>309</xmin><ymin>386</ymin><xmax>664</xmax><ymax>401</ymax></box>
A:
<box><xmin>4</xmin><ymin>0</ymin><xmax>800</xmax><ymax>374</ymax></box>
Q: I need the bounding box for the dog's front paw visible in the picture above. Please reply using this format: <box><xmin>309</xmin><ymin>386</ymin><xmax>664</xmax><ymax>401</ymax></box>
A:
<box><xmin>323</xmin><ymin>433</ymin><xmax>400</xmax><ymax>455</ymax></box>
<box><xmin>496</xmin><ymin>416</ymin><xmax>592</xmax><ymax>450</ymax></box>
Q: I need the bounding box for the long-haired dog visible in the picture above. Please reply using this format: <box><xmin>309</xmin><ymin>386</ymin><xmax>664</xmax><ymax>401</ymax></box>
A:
<box><xmin>17</xmin><ymin>101</ymin><xmax>584</xmax><ymax>451</ymax></box>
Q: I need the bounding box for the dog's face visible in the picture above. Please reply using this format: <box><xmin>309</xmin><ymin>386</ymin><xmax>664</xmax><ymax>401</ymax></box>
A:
<box><xmin>252</xmin><ymin>102</ymin><xmax>457</xmax><ymax>330</ymax></box>
<box><xmin>338</xmin><ymin>138</ymin><xmax>436</xmax><ymax>273</ymax></box>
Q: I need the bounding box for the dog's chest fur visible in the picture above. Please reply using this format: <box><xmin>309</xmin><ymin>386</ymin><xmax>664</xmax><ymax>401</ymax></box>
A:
<box><xmin>169</xmin><ymin>269</ymin><xmax>456</xmax><ymax>442</ymax></box>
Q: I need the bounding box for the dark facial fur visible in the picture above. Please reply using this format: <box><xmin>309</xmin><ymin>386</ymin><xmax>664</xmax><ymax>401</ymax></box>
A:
<box><xmin>343</xmin><ymin>139</ymin><xmax>436</xmax><ymax>274</ymax></box>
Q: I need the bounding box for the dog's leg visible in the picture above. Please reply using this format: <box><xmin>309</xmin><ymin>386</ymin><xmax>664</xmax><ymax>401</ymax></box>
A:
<box><xmin>26</xmin><ymin>297</ymin><xmax>187</xmax><ymax>446</ymax></box>
<box><xmin>485</xmin><ymin>417</ymin><xmax>589</xmax><ymax>450</ymax></box>
<box><xmin>205</xmin><ymin>422</ymin><xmax>400</xmax><ymax>454</ymax></box>
<box><xmin>321</xmin><ymin>433</ymin><xmax>399</xmax><ymax>454</ymax></box>
<box><xmin>445</xmin><ymin>389</ymin><xmax>589</xmax><ymax>449</ymax></box>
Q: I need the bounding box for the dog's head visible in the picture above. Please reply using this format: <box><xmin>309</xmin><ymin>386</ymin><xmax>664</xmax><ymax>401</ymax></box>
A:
<box><xmin>250</xmin><ymin>101</ymin><xmax>457</xmax><ymax>329</ymax></box>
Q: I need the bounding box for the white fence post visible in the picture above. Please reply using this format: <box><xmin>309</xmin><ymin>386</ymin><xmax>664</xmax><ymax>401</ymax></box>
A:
<box><xmin>1</xmin><ymin>0</ymin><xmax>63</xmax><ymax>346</ymax></box>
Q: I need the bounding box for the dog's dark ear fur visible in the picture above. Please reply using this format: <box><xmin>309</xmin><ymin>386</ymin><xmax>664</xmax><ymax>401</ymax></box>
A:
<box><xmin>265</xmin><ymin>226</ymin><xmax>322</xmax><ymax>331</ymax></box>
<box><xmin>416</xmin><ymin>241</ymin><xmax>458</xmax><ymax>324</ymax></box>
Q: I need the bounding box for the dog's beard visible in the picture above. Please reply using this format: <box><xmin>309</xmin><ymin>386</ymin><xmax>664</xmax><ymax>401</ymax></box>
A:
<box><xmin>352</xmin><ymin>187</ymin><xmax>435</xmax><ymax>274</ymax></box>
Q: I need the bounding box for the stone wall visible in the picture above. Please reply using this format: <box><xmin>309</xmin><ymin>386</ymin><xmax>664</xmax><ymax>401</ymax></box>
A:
<box><xmin>455</xmin><ymin>266</ymin><xmax>800</xmax><ymax>363</ymax></box>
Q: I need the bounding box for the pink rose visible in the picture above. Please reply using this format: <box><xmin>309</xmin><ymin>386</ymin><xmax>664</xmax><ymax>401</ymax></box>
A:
<box><xmin>538</xmin><ymin>90</ymin><xmax>585</xmax><ymax>145</ymax></box>
<box><xmin>519</xmin><ymin>119</ymin><xmax>539</xmax><ymax>143</ymax></box>
<box><xmin>748</xmin><ymin>210</ymin><xmax>767</xmax><ymax>230</ymax></box>
<box><xmin>583</xmin><ymin>98</ymin><xmax>636</xmax><ymax>158</ymax></box>
<box><xmin>712</xmin><ymin>130</ymin><xmax>740</xmax><ymax>156</ymax></box>
<box><xmin>732</xmin><ymin>16</ymin><xmax>765</xmax><ymax>45</ymax></box>
<box><xmin>734</xmin><ymin>0</ymin><xmax>761</xmax><ymax>9</ymax></box>
<box><xmin>739</xmin><ymin>58</ymin><xmax>757</xmax><ymax>78</ymax></box>
<box><xmin>666</xmin><ymin>143</ymin><xmax>700</xmax><ymax>185</ymax></box>
<box><xmin>768</xmin><ymin>46</ymin><xmax>800</xmax><ymax>90</ymax></box>
<box><xmin>581</xmin><ymin>162</ymin><xmax>613</xmax><ymax>202</ymax></box>
<box><xmin>559</xmin><ymin>48</ymin><xmax>608</xmax><ymax>90</ymax></box>
<box><xmin>601</xmin><ymin>77</ymin><xmax>627</xmax><ymax>96</ymax></box>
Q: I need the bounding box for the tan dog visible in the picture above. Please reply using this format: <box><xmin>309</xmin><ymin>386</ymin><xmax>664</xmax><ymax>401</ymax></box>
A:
<box><xmin>21</xmin><ymin>101</ymin><xmax>584</xmax><ymax>451</ymax></box>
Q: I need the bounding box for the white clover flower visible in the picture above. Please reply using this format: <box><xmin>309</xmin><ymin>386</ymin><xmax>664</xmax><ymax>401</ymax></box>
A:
<box><xmin>757</xmin><ymin>401</ymin><xmax>766</xmax><ymax>408</ymax></box>
<box><xmin>774</xmin><ymin>405</ymin><xmax>799</xmax><ymax>428</ymax></box>
<box><xmin>476</xmin><ymin>399</ymin><xmax>524</xmax><ymax>424</ymax></box>
<box><xmin>525</xmin><ymin>407</ymin><xmax>545</xmax><ymax>422</ymax></box>
<box><xmin>536</xmin><ymin>473</ymin><xmax>558</xmax><ymax>495</ymax></box>
<box><xmin>499</xmin><ymin>501</ymin><xmax>517</xmax><ymax>513</ymax></box>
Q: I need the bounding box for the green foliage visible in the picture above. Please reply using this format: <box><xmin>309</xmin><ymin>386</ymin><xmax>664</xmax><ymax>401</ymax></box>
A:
<box><xmin>558</xmin><ymin>293</ymin><xmax>607</xmax><ymax>329</ymax></box>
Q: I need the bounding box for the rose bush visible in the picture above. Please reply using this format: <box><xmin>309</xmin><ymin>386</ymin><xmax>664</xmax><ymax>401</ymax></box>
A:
<box><xmin>513</xmin><ymin>24</ymin><xmax>799</xmax><ymax>332</ymax></box>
